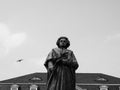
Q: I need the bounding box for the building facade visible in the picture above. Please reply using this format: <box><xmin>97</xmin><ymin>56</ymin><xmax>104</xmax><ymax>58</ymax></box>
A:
<box><xmin>0</xmin><ymin>72</ymin><xmax>120</xmax><ymax>90</ymax></box>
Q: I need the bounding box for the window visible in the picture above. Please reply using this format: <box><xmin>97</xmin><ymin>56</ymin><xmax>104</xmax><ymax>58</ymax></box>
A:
<box><xmin>30</xmin><ymin>84</ymin><xmax>38</xmax><ymax>90</ymax></box>
<box><xmin>30</xmin><ymin>77</ymin><xmax>42</xmax><ymax>81</ymax></box>
<box><xmin>99</xmin><ymin>85</ymin><xmax>108</xmax><ymax>90</ymax></box>
<box><xmin>119</xmin><ymin>86</ymin><xmax>120</xmax><ymax>90</ymax></box>
<box><xmin>11</xmin><ymin>84</ymin><xmax>19</xmax><ymax>90</ymax></box>
<box><xmin>76</xmin><ymin>85</ymin><xmax>87</xmax><ymax>90</ymax></box>
<box><xmin>95</xmin><ymin>77</ymin><xmax>108</xmax><ymax>82</ymax></box>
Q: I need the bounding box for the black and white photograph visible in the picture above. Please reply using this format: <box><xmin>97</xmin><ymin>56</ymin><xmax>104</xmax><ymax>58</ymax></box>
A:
<box><xmin>0</xmin><ymin>0</ymin><xmax>120</xmax><ymax>90</ymax></box>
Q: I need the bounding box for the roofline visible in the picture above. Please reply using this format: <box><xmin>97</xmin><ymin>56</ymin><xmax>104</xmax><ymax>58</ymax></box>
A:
<box><xmin>0</xmin><ymin>83</ymin><xmax>46</xmax><ymax>85</ymax></box>
<box><xmin>0</xmin><ymin>83</ymin><xmax>120</xmax><ymax>86</ymax></box>
<box><xmin>77</xmin><ymin>83</ymin><xmax>120</xmax><ymax>86</ymax></box>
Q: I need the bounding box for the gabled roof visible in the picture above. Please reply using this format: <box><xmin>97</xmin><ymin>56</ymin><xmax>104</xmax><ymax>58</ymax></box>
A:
<box><xmin>76</xmin><ymin>73</ymin><xmax>120</xmax><ymax>84</ymax></box>
<box><xmin>0</xmin><ymin>72</ymin><xmax>47</xmax><ymax>84</ymax></box>
<box><xmin>0</xmin><ymin>72</ymin><xmax>120</xmax><ymax>85</ymax></box>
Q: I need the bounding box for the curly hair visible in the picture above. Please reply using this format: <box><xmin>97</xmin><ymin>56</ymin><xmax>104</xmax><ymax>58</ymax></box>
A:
<box><xmin>56</xmin><ymin>36</ymin><xmax>70</xmax><ymax>49</ymax></box>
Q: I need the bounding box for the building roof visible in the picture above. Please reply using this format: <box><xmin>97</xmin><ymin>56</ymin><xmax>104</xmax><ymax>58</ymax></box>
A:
<box><xmin>0</xmin><ymin>72</ymin><xmax>120</xmax><ymax>85</ymax></box>
<box><xmin>0</xmin><ymin>72</ymin><xmax>46</xmax><ymax>84</ymax></box>
<box><xmin>76</xmin><ymin>73</ymin><xmax>120</xmax><ymax>84</ymax></box>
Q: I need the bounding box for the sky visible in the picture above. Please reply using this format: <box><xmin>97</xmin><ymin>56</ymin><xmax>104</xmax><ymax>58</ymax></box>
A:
<box><xmin>0</xmin><ymin>0</ymin><xmax>120</xmax><ymax>80</ymax></box>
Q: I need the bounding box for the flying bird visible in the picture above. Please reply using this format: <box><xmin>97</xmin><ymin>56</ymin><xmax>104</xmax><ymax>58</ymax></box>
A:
<box><xmin>17</xmin><ymin>59</ymin><xmax>23</xmax><ymax>62</ymax></box>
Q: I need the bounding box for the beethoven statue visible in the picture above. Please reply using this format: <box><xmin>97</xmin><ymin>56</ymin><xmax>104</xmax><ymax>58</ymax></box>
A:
<box><xmin>44</xmin><ymin>36</ymin><xmax>79</xmax><ymax>90</ymax></box>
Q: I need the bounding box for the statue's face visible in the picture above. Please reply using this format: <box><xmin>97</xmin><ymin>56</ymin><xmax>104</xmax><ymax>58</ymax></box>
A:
<box><xmin>59</xmin><ymin>38</ymin><xmax>67</xmax><ymax>48</ymax></box>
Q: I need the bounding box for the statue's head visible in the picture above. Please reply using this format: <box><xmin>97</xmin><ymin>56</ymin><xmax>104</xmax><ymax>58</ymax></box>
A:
<box><xmin>56</xmin><ymin>36</ymin><xmax>70</xmax><ymax>49</ymax></box>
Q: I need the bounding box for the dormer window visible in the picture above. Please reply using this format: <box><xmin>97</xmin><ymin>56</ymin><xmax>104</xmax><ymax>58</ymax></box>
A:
<box><xmin>11</xmin><ymin>84</ymin><xmax>19</xmax><ymax>90</ymax></box>
<box><xmin>30</xmin><ymin>84</ymin><xmax>38</xmax><ymax>90</ymax></box>
<box><xmin>95</xmin><ymin>77</ymin><xmax>108</xmax><ymax>82</ymax></box>
<box><xmin>97</xmin><ymin>78</ymin><xmax>107</xmax><ymax>81</ymax></box>
<box><xmin>30</xmin><ymin>77</ymin><xmax>42</xmax><ymax>81</ymax></box>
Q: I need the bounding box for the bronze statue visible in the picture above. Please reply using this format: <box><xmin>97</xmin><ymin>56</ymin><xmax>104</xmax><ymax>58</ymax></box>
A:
<box><xmin>44</xmin><ymin>36</ymin><xmax>79</xmax><ymax>90</ymax></box>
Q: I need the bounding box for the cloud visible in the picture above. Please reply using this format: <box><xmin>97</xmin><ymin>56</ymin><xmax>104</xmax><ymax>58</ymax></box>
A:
<box><xmin>4</xmin><ymin>33</ymin><xmax>26</xmax><ymax>49</ymax></box>
<box><xmin>104</xmin><ymin>33</ymin><xmax>120</xmax><ymax>43</ymax></box>
<box><xmin>0</xmin><ymin>23</ymin><xmax>27</xmax><ymax>56</ymax></box>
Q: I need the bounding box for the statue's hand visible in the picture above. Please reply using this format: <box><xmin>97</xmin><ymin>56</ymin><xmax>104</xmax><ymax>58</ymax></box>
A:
<box><xmin>62</xmin><ymin>52</ymin><xmax>68</xmax><ymax>59</ymax></box>
<box><xmin>62</xmin><ymin>59</ymin><xmax>68</xmax><ymax>65</ymax></box>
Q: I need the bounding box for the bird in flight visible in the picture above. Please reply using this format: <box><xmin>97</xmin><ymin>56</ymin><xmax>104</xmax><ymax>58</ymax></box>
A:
<box><xmin>17</xmin><ymin>59</ymin><xmax>23</xmax><ymax>62</ymax></box>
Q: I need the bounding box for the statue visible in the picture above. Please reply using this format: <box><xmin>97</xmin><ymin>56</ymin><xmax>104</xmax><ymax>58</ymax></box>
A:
<box><xmin>44</xmin><ymin>36</ymin><xmax>79</xmax><ymax>90</ymax></box>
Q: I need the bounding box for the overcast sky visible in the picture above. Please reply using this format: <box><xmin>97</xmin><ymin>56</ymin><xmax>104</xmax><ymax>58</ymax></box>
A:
<box><xmin>0</xmin><ymin>0</ymin><xmax>120</xmax><ymax>80</ymax></box>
